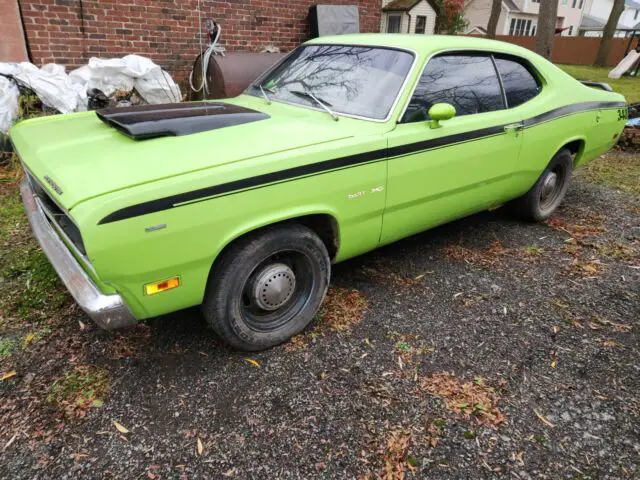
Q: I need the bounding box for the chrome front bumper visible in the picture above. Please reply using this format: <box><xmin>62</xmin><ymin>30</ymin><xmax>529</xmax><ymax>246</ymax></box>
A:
<box><xmin>20</xmin><ymin>179</ymin><xmax>138</xmax><ymax>330</ymax></box>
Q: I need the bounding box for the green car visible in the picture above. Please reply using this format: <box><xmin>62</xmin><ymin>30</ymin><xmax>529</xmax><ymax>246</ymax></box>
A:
<box><xmin>11</xmin><ymin>35</ymin><xmax>626</xmax><ymax>350</ymax></box>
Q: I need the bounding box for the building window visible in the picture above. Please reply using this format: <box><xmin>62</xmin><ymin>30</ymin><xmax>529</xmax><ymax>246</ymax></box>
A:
<box><xmin>415</xmin><ymin>15</ymin><xmax>427</xmax><ymax>34</ymax></box>
<box><xmin>532</xmin><ymin>24</ymin><xmax>536</xmax><ymax>35</ymax></box>
<box><xmin>568</xmin><ymin>25</ymin><xmax>573</xmax><ymax>35</ymax></box>
<box><xmin>635</xmin><ymin>9</ymin><xmax>639</xmax><ymax>20</ymax></box>
<box><xmin>387</xmin><ymin>14</ymin><xmax>401</xmax><ymax>33</ymax></box>
<box><xmin>572</xmin><ymin>0</ymin><xmax>577</xmax><ymax>7</ymax></box>
<box><xmin>510</xmin><ymin>18</ymin><xmax>532</xmax><ymax>36</ymax></box>
<box><xmin>579</xmin><ymin>0</ymin><xmax>584</xmax><ymax>8</ymax></box>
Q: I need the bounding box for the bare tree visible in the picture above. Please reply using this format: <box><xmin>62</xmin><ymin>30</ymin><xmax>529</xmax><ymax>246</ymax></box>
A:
<box><xmin>486</xmin><ymin>0</ymin><xmax>502</xmax><ymax>39</ymax></box>
<box><xmin>535</xmin><ymin>0</ymin><xmax>560</xmax><ymax>60</ymax></box>
<box><xmin>595</xmin><ymin>0</ymin><xmax>625</xmax><ymax>66</ymax></box>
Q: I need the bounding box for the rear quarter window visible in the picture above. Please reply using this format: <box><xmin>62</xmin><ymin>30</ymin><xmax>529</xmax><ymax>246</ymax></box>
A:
<box><xmin>493</xmin><ymin>57</ymin><xmax>541</xmax><ymax>108</ymax></box>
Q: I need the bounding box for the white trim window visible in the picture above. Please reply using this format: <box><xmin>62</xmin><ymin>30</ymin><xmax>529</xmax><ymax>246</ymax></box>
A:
<box><xmin>509</xmin><ymin>18</ymin><xmax>533</xmax><ymax>36</ymax></box>
<box><xmin>387</xmin><ymin>14</ymin><xmax>402</xmax><ymax>33</ymax></box>
<box><xmin>415</xmin><ymin>15</ymin><xmax>427</xmax><ymax>34</ymax></box>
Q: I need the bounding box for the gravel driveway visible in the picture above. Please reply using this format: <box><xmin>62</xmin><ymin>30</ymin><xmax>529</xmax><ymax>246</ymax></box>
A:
<box><xmin>1</xmin><ymin>167</ymin><xmax>638</xmax><ymax>479</ymax></box>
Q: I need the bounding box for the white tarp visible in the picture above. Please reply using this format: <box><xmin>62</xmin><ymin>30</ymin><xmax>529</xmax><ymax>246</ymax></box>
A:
<box><xmin>0</xmin><ymin>76</ymin><xmax>20</xmax><ymax>134</ymax></box>
<box><xmin>70</xmin><ymin>54</ymin><xmax>181</xmax><ymax>104</ymax></box>
<box><xmin>0</xmin><ymin>54</ymin><xmax>181</xmax><ymax>131</ymax></box>
<box><xmin>0</xmin><ymin>62</ymin><xmax>86</xmax><ymax>114</ymax></box>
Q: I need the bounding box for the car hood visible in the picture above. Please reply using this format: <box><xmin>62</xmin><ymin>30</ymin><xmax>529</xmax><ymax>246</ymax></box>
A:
<box><xmin>10</xmin><ymin>100</ymin><xmax>358</xmax><ymax>210</ymax></box>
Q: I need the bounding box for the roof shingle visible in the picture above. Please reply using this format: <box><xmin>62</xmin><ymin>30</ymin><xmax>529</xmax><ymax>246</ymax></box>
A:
<box><xmin>382</xmin><ymin>0</ymin><xmax>422</xmax><ymax>11</ymax></box>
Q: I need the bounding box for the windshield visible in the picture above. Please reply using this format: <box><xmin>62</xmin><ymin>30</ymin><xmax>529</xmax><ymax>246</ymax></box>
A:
<box><xmin>247</xmin><ymin>44</ymin><xmax>414</xmax><ymax>120</ymax></box>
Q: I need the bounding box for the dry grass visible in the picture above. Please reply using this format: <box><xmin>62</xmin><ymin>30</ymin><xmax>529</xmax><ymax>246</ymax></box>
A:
<box><xmin>0</xmin><ymin>153</ymin><xmax>22</xmax><ymax>191</ymax></box>
<box><xmin>421</xmin><ymin>373</ymin><xmax>506</xmax><ymax>429</ymax></box>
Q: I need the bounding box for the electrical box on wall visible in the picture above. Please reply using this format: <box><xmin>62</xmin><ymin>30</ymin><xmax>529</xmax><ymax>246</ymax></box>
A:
<box><xmin>308</xmin><ymin>5</ymin><xmax>360</xmax><ymax>38</ymax></box>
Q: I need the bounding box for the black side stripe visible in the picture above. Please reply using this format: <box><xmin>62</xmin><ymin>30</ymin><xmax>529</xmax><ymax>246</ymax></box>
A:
<box><xmin>99</xmin><ymin>148</ymin><xmax>387</xmax><ymax>224</ymax></box>
<box><xmin>388</xmin><ymin>124</ymin><xmax>506</xmax><ymax>158</ymax></box>
<box><xmin>523</xmin><ymin>101</ymin><xmax>625</xmax><ymax>127</ymax></box>
<box><xmin>98</xmin><ymin>100</ymin><xmax>626</xmax><ymax>225</ymax></box>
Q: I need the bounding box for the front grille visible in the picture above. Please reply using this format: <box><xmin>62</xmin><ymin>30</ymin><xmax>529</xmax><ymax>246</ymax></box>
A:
<box><xmin>26</xmin><ymin>172</ymin><xmax>87</xmax><ymax>255</ymax></box>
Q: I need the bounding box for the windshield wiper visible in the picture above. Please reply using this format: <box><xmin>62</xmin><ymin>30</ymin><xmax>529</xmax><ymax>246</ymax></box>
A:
<box><xmin>290</xmin><ymin>89</ymin><xmax>339</xmax><ymax>121</ymax></box>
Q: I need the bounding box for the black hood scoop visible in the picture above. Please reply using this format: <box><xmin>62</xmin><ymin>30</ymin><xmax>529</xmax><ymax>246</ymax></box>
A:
<box><xmin>96</xmin><ymin>102</ymin><xmax>269</xmax><ymax>140</ymax></box>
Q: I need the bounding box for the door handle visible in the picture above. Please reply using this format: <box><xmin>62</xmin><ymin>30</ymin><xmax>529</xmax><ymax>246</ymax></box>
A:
<box><xmin>504</xmin><ymin>123</ymin><xmax>524</xmax><ymax>132</ymax></box>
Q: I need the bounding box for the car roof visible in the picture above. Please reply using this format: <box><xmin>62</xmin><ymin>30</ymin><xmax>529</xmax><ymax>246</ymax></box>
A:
<box><xmin>305</xmin><ymin>34</ymin><xmax>538</xmax><ymax>60</ymax></box>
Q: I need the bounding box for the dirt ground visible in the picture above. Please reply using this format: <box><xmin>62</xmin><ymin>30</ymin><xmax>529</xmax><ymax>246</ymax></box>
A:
<box><xmin>1</xmin><ymin>152</ymin><xmax>638</xmax><ymax>479</ymax></box>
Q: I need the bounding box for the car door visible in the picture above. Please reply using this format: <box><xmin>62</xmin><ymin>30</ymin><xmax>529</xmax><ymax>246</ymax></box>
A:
<box><xmin>381</xmin><ymin>52</ymin><xmax>525</xmax><ymax>245</ymax></box>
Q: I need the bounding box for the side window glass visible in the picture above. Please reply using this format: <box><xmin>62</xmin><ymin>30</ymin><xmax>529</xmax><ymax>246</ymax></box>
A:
<box><xmin>494</xmin><ymin>57</ymin><xmax>541</xmax><ymax>108</ymax></box>
<box><xmin>401</xmin><ymin>54</ymin><xmax>504</xmax><ymax>124</ymax></box>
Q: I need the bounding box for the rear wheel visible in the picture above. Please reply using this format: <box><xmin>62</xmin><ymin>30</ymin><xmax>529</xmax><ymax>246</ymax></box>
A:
<box><xmin>509</xmin><ymin>148</ymin><xmax>573</xmax><ymax>221</ymax></box>
<box><xmin>202</xmin><ymin>224</ymin><xmax>330</xmax><ymax>351</ymax></box>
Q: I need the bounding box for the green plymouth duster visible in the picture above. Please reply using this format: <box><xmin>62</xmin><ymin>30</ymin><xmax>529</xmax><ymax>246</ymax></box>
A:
<box><xmin>11</xmin><ymin>35</ymin><xmax>627</xmax><ymax>350</ymax></box>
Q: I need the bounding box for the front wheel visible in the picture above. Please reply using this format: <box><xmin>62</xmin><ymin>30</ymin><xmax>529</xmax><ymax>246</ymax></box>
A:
<box><xmin>201</xmin><ymin>224</ymin><xmax>330</xmax><ymax>351</ymax></box>
<box><xmin>509</xmin><ymin>148</ymin><xmax>573</xmax><ymax>221</ymax></box>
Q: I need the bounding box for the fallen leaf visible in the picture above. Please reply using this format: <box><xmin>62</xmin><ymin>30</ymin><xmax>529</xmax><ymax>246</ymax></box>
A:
<box><xmin>222</xmin><ymin>468</ymin><xmax>237</xmax><ymax>477</ymax></box>
<box><xmin>0</xmin><ymin>371</ymin><xmax>17</xmax><ymax>381</ymax></box>
<box><xmin>243</xmin><ymin>358</ymin><xmax>260</xmax><ymax>369</ymax></box>
<box><xmin>197</xmin><ymin>437</ymin><xmax>204</xmax><ymax>456</ymax></box>
<box><xmin>533</xmin><ymin>409</ymin><xmax>554</xmax><ymax>427</ymax></box>
<box><xmin>113</xmin><ymin>421</ymin><xmax>130</xmax><ymax>434</ymax></box>
<box><xmin>78</xmin><ymin>320</ymin><xmax>87</xmax><ymax>330</ymax></box>
<box><xmin>23</xmin><ymin>332</ymin><xmax>35</xmax><ymax>347</ymax></box>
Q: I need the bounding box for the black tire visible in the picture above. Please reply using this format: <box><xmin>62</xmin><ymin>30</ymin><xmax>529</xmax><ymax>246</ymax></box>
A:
<box><xmin>201</xmin><ymin>223</ymin><xmax>330</xmax><ymax>351</ymax></box>
<box><xmin>509</xmin><ymin>148</ymin><xmax>573</xmax><ymax>221</ymax></box>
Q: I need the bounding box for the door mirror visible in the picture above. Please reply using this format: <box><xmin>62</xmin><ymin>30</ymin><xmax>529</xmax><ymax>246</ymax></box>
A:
<box><xmin>427</xmin><ymin>103</ymin><xmax>456</xmax><ymax>129</ymax></box>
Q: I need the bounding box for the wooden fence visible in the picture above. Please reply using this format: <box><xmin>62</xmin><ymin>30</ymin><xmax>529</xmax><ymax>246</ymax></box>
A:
<box><xmin>486</xmin><ymin>35</ymin><xmax>639</xmax><ymax>66</ymax></box>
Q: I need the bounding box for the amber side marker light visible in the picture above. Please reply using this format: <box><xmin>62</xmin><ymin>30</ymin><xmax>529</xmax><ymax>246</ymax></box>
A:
<box><xmin>145</xmin><ymin>277</ymin><xmax>180</xmax><ymax>296</ymax></box>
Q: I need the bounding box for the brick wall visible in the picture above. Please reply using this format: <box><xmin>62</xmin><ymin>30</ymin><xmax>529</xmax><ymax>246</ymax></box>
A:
<box><xmin>1</xmin><ymin>0</ymin><xmax>29</xmax><ymax>61</ymax></box>
<box><xmin>19</xmin><ymin>0</ymin><xmax>382</xmax><ymax>84</ymax></box>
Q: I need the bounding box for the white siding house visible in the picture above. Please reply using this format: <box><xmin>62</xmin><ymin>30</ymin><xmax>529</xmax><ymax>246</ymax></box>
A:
<box><xmin>463</xmin><ymin>0</ymin><xmax>587</xmax><ymax>37</ymax></box>
<box><xmin>381</xmin><ymin>0</ymin><xmax>439</xmax><ymax>34</ymax></box>
<box><xmin>579</xmin><ymin>0</ymin><xmax>640</xmax><ymax>36</ymax></box>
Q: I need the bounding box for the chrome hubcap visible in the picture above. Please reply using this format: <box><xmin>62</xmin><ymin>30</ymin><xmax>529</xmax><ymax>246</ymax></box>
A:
<box><xmin>540</xmin><ymin>172</ymin><xmax>558</xmax><ymax>202</ymax></box>
<box><xmin>253</xmin><ymin>263</ymin><xmax>296</xmax><ymax>311</ymax></box>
